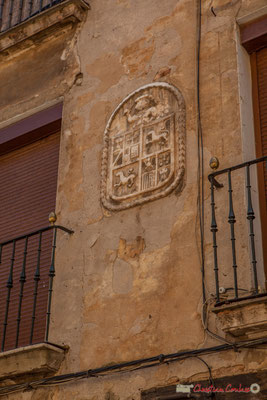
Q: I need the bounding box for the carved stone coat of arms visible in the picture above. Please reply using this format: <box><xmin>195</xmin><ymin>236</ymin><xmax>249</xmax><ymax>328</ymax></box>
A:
<box><xmin>101</xmin><ymin>82</ymin><xmax>186</xmax><ymax>210</ymax></box>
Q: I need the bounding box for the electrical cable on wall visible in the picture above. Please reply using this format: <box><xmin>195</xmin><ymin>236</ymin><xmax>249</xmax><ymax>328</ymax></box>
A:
<box><xmin>196</xmin><ymin>0</ymin><xmax>205</xmax><ymax>305</ymax></box>
<box><xmin>0</xmin><ymin>338</ymin><xmax>266</xmax><ymax>396</ymax></box>
<box><xmin>195</xmin><ymin>0</ymin><xmax>238</xmax><ymax>349</ymax></box>
<box><xmin>195</xmin><ymin>8</ymin><xmax>217</xmax><ymax>382</ymax></box>
<box><xmin>0</xmin><ymin>1</ymin><xmax>265</xmax><ymax>398</ymax></box>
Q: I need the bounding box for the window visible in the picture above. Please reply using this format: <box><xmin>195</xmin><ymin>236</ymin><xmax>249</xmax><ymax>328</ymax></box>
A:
<box><xmin>240</xmin><ymin>16</ymin><xmax>267</xmax><ymax>281</ymax></box>
<box><xmin>0</xmin><ymin>104</ymin><xmax>62</xmax><ymax>350</ymax></box>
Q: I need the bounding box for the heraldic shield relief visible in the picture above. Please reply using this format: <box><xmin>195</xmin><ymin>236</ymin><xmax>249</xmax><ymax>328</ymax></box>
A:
<box><xmin>101</xmin><ymin>82</ymin><xmax>186</xmax><ymax>211</ymax></box>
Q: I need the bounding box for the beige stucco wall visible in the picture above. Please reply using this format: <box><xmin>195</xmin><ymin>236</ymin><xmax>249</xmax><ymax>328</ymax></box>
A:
<box><xmin>0</xmin><ymin>0</ymin><xmax>266</xmax><ymax>398</ymax></box>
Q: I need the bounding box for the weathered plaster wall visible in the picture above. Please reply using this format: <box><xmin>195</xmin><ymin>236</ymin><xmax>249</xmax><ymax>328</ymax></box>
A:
<box><xmin>54</xmin><ymin>0</ymin><xmax>203</xmax><ymax>372</ymax></box>
<box><xmin>0</xmin><ymin>24</ymin><xmax>81</xmax><ymax>124</ymax></box>
<box><xmin>0</xmin><ymin>0</ymin><xmax>266</xmax><ymax>398</ymax></box>
<box><xmin>3</xmin><ymin>347</ymin><xmax>267</xmax><ymax>400</ymax></box>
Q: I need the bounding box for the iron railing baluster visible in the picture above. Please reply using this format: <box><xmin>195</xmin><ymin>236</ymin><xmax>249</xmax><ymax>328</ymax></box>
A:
<box><xmin>0</xmin><ymin>225</ymin><xmax>72</xmax><ymax>247</ymax></box>
<box><xmin>227</xmin><ymin>170</ymin><xmax>238</xmax><ymax>298</ymax></box>
<box><xmin>246</xmin><ymin>164</ymin><xmax>258</xmax><ymax>294</ymax></box>
<box><xmin>210</xmin><ymin>179</ymin><xmax>220</xmax><ymax>303</ymax></box>
<box><xmin>29</xmin><ymin>0</ymin><xmax>33</xmax><ymax>16</ymax></box>
<box><xmin>8</xmin><ymin>0</ymin><xmax>15</xmax><ymax>28</ymax></box>
<box><xmin>209</xmin><ymin>157</ymin><xmax>267</xmax><ymax>307</ymax></box>
<box><xmin>2</xmin><ymin>240</ymin><xmax>16</xmax><ymax>352</ymax></box>
<box><xmin>45</xmin><ymin>227</ymin><xmax>57</xmax><ymax>342</ymax></box>
<box><xmin>30</xmin><ymin>232</ymin><xmax>42</xmax><ymax>345</ymax></box>
<box><xmin>0</xmin><ymin>0</ymin><xmax>4</xmax><ymax>31</ymax></box>
<box><xmin>15</xmin><ymin>236</ymin><xmax>28</xmax><ymax>348</ymax></box>
<box><xmin>0</xmin><ymin>0</ymin><xmax>88</xmax><ymax>33</ymax></box>
<box><xmin>209</xmin><ymin>156</ymin><xmax>267</xmax><ymax>179</ymax></box>
<box><xmin>18</xmin><ymin>0</ymin><xmax>25</xmax><ymax>23</ymax></box>
<box><xmin>0</xmin><ymin>224</ymin><xmax>72</xmax><ymax>351</ymax></box>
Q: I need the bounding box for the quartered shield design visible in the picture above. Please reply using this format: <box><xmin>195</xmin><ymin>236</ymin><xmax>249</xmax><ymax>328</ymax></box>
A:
<box><xmin>110</xmin><ymin>114</ymin><xmax>175</xmax><ymax>200</ymax></box>
<box><xmin>101</xmin><ymin>82</ymin><xmax>186</xmax><ymax>210</ymax></box>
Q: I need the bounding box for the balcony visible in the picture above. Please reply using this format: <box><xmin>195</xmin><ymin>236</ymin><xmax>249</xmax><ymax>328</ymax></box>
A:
<box><xmin>0</xmin><ymin>0</ymin><xmax>65</xmax><ymax>33</ymax></box>
<box><xmin>0</xmin><ymin>0</ymin><xmax>90</xmax><ymax>53</ymax></box>
<box><xmin>0</xmin><ymin>222</ymin><xmax>73</xmax><ymax>381</ymax></box>
<box><xmin>208</xmin><ymin>156</ymin><xmax>267</xmax><ymax>339</ymax></box>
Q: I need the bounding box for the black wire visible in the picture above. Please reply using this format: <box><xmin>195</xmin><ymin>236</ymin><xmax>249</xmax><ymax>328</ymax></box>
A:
<box><xmin>196</xmin><ymin>0</ymin><xmax>206</xmax><ymax>305</ymax></box>
<box><xmin>196</xmin><ymin>0</ymin><xmax>242</xmax><ymax>347</ymax></box>
<box><xmin>194</xmin><ymin>357</ymin><xmax>213</xmax><ymax>383</ymax></box>
<box><xmin>166</xmin><ymin>355</ymin><xmax>216</xmax><ymax>398</ymax></box>
<box><xmin>0</xmin><ymin>0</ymin><xmax>263</xmax><ymax>396</ymax></box>
<box><xmin>193</xmin><ymin>357</ymin><xmax>217</xmax><ymax>399</ymax></box>
<box><xmin>1</xmin><ymin>338</ymin><xmax>267</xmax><ymax>396</ymax></box>
<box><xmin>196</xmin><ymin>0</ymin><xmax>236</xmax><ymax>348</ymax></box>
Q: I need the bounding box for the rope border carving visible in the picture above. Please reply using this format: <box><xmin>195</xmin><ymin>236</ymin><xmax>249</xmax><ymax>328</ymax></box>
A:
<box><xmin>100</xmin><ymin>82</ymin><xmax>186</xmax><ymax>211</ymax></box>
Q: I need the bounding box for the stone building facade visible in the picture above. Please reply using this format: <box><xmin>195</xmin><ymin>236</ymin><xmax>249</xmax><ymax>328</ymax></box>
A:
<box><xmin>0</xmin><ymin>0</ymin><xmax>266</xmax><ymax>399</ymax></box>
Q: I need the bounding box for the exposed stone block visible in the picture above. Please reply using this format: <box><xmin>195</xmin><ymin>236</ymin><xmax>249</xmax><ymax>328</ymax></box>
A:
<box><xmin>0</xmin><ymin>343</ymin><xmax>65</xmax><ymax>383</ymax></box>
<box><xmin>212</xmin><ymin>296</ymin><xmax>267</xmax><ymax>339</ymax></box>
<box><xmin>0</xmin><ymin>0</ymin><xmax>90</xmax><ymax>54</ymax></box>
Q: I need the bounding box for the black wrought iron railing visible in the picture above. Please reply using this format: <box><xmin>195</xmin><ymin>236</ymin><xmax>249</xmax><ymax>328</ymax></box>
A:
<box><xmin>0</xmin><ymin>0</ymin><xmax>66</xmax><ymax>34</ymax></box>
<box><xmin>0</xmin><ymin>224</ymin><xmax>73</xmax><ymax>352</ymax></box>
<box><xmin>208</xmin><ymin>156</ymin><xmax>267</xmax><ymax>307</ymax></box>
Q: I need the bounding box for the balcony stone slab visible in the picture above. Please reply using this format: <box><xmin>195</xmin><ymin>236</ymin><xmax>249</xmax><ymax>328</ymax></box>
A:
<box><xmin>0</xmin><ymin>0</ymin><xmax>90</xmax><ymax>56</ymax></box>
<box><xmin>212</xmin><ymin>295</ymin><xmax>267</xmax><ymax>340</ymax></box>
<box><xmin>0</xmin><ymin>343</ymin><xmax>65</xmax><ymax>384</ymax></box>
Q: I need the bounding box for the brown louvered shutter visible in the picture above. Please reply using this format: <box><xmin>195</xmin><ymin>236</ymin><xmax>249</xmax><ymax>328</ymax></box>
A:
<box><xmin>251</xmin><ymin>45</ymin><xmax>267</xmax><ymax>280</ymax></box>
<box><xmin>0</xmin><ymin>132</ymin><xmax>60</xmax><ymax>350</ymax></box>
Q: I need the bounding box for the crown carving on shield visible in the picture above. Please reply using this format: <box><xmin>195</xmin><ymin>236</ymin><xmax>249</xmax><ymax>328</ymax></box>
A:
<box><xmin>134</xmin><ymin>94</ymin><xmax>155</xmax><ymax>110</ymax></box>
